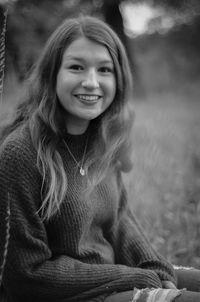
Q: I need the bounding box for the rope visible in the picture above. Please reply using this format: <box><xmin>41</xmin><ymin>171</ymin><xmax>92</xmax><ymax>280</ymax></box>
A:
<box><xmin>0</xmin><ymin>2</ymin><xmax>9</xmax><ymax>105</ymax></box>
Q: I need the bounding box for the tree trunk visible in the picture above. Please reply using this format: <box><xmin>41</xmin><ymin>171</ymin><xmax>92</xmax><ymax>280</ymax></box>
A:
<box><xmin>101</xmin><ymin>1</ymin><xmax>143</xmax><ymax>96</ymax></box>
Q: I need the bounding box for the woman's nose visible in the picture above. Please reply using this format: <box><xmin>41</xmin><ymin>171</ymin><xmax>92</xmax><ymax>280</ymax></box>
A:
<box><xmin>81</xmin><ymin>69</ymin><xmax>99</xmax><ymax>89</ymax></box>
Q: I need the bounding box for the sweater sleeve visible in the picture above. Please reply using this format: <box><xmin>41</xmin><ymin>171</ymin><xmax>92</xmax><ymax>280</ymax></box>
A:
<box><xmin>0</xmin><ymin>140</ymin><xmax>163</xmax><ymax>302</ymax></box>
<box><xmin>110</xmin><ymin>171</ymin><xmax>177</xmax><ymax>286</ymax></box>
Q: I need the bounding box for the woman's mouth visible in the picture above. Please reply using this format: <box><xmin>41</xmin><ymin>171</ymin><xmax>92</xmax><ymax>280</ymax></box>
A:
<box><xmin>74</xmin><ymin>94</ymin><xmax>102</xmax><ymax>104</ymax></box>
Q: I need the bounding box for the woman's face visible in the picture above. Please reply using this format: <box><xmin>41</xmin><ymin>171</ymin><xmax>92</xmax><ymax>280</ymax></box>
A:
<box><xmin>56</xmin><ymin>36</ymin><xmax>116</xmax><ymax>134</ymax></box>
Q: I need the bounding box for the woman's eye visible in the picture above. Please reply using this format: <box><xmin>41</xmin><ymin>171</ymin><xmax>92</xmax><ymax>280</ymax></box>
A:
<box><xmin>69</xmin><ymin>65</ymin><xmax>83</xmax><ymax>71</ymax></box>
<box><xmin>99</xmin><ymin>67</ymin><xmax>113</xmax><ymax>73</ymax></box>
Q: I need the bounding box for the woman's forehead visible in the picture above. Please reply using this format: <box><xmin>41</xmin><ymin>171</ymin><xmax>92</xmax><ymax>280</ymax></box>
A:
<box><xmin>62</xmin><ymin>37</ymin><xmax>113</xmax><ymax>64</ymax></box>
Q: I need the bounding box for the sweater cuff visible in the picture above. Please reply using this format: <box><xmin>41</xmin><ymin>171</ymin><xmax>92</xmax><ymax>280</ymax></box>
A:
<box><xmin>130</xmin><ymin>269</ymin><xmax>162</xmax><ymax>289</ymax></box>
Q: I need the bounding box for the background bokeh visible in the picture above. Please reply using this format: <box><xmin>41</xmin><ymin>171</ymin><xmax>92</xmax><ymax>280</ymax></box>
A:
<box><xmin>0</xmin><ymin>0</ymin><xmax>200</xmax><ymax>268</ymax></box>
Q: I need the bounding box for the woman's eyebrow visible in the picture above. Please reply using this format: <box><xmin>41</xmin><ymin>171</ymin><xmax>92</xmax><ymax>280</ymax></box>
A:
<box><xmin>99</xmin><ymin>60</ymin><xmax>114</xmax><ymax>65</ymax></box>
<box><xmin>63</xmin><ymin>55</ymin><xmax>113</xmax><ymax>65</ymax></box>
<box><xmin>63</xmin><ymin>56</ymin><xmax>84</xmax><ymax>62</ymax></box>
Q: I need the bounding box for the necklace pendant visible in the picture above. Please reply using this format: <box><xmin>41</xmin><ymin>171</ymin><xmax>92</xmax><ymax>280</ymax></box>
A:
<box><xmin>80</xmin><ymin>167</ymin><xmax>85</xmax><ymax>176</ymax></box>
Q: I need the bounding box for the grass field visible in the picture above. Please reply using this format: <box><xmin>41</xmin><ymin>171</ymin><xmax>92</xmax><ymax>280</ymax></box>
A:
<box><xmin>126</xmin><ymin>92</ymin><xmax>200</xmax><ymax>267</ymax></box>
<box><xmin>129</xmin><ymin>30</ymin><xmax>200</xmax><ymax>267</ymax></box>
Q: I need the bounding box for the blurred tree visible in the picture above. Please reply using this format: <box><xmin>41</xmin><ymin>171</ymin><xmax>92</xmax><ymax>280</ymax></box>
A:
<box><xmin>101</xmin><ymin>0</ymin><xmax>138</xmax><ymax>86</ymax></box>
<box><xmin>152</xmin><ymin>0</ymin><xmax>200</xmax><ymax>11</ymax></box>
<box><xmin>1</xmin><ymin>0</ymin><xmax>76</xmax><ymax>80</ymax></box>
<box><xmin>2</xmin><ymin>0</ymin><xmax>138</xmax><ymax>83</ymax></box>
<box><xmin>80</xmin><ymin>0</ymin><xmax>140</xmax><ymax>91</ymax></box>
<box><xmin>152</xmin><ymin>0</ymin><xmax>200</xmax><ymax>66</ymax></box>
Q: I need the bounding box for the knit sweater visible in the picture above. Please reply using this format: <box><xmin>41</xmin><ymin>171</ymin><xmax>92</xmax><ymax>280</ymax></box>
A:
<box><xmin>0</xmin><ymin>124</ymin><xmax>176</xmax><ymax>302</ymax></box>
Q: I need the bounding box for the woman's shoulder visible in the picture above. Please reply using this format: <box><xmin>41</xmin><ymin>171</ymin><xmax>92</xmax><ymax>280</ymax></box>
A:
<box><xmin>0</xmin><ymin>123</ymin><xmax>36</xmax><ymax>165</ymax></box>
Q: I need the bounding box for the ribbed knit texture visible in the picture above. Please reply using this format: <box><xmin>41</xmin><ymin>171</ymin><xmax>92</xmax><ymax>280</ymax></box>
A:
<box><xmin>0</xmin><ymin>124</ymin><xmax>176</xmax><ymax>302</ymax></box>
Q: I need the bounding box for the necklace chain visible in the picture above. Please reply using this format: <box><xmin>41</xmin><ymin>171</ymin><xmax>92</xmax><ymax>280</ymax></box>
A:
<box><xmin>62</xmin><ymin>136</ymin><xmax>88</xmax><ymax>176</ymax></box>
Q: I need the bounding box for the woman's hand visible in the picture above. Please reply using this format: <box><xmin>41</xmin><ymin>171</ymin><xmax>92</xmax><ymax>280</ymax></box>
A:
<box><xmin>162</xmin><ymin>280</ymin><xmax>177</xmax><ymax>289</ymax></box>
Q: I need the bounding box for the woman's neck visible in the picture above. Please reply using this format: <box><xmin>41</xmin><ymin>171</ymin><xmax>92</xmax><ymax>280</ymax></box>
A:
<box><xmin>65</xmin><ymin>119</ymin><xmax>90</xmax><ymax>135</ymax></box>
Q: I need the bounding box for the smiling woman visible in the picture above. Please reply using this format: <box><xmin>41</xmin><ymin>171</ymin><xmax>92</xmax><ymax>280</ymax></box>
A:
<box><xmin>56</xmin><ymin>37</ymin><xmax>116</xmax><ymax>134</ymax></box>
<box><xmin>0</xmin><ymin>15</ymin><xmax>198</xmax><ymax>302</ymax></box>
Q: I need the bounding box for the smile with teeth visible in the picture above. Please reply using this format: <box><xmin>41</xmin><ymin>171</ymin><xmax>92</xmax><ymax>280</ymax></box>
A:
<box><xmin>74</xmin><ymin>94</ymin><xmax>101</xmax><ymax>102</ymax></box>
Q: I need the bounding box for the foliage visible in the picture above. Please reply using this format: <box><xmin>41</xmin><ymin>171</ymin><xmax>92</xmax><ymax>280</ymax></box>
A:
<box><xmin>2</xmin><ymin>0</ymin><xmax>106</xmax><ymax>79</ymax></box>
<box><xmin>152</xmin><ymin>0</ymin><xmax>200</xmax><ymax>12</ymax></box>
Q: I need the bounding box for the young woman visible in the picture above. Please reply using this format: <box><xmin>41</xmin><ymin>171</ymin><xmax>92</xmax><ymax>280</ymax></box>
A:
<box><xmin>0</xmin><ymin>15</ymin><xmax>199</xmax><ymax>302</ymax></box>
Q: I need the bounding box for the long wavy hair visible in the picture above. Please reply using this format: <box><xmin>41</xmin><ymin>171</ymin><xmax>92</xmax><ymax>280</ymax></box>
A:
<box><xmin>0</xmin><ymin>16</ymin><xmax>134</xmax><ymax>220</ymax></box>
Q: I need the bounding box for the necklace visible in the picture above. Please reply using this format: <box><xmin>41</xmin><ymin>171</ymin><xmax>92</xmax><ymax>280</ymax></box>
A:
<box><xmin>62</xmin><ymin>136</ymin><xmax>88</xmax><ymax>176</ymax></box>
